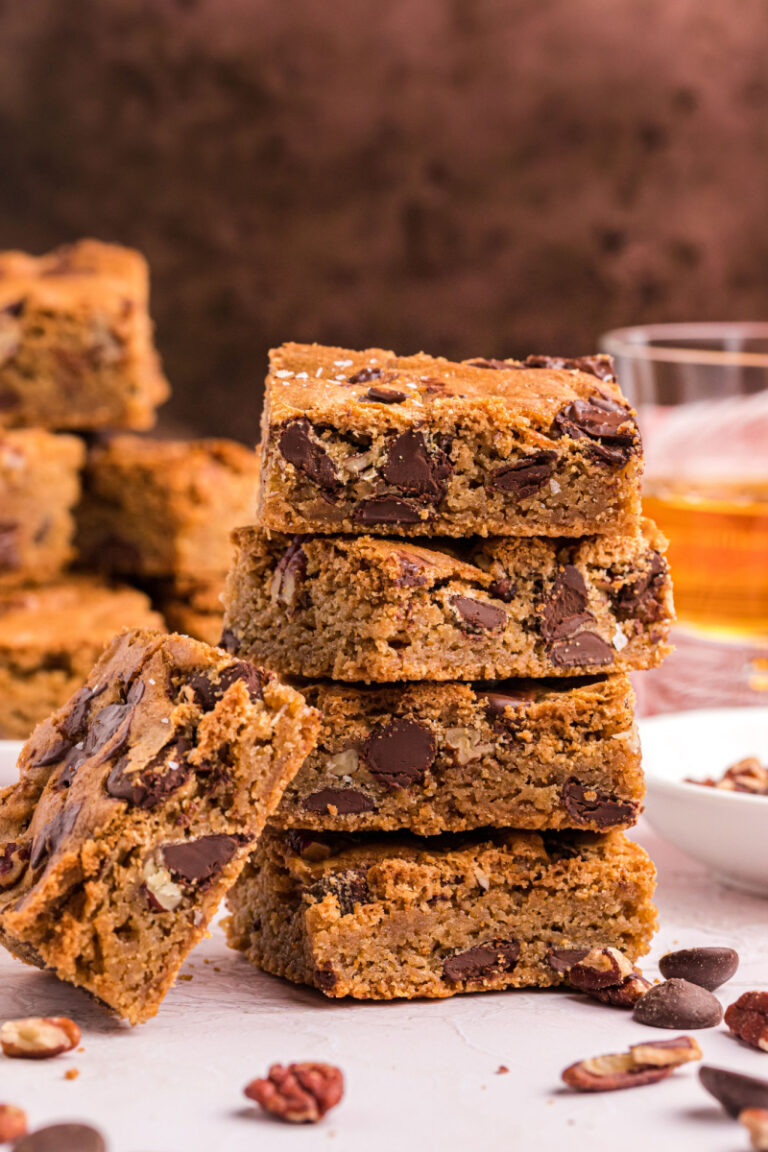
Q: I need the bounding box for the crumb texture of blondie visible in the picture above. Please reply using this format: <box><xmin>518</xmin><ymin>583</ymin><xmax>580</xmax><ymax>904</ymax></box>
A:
<box><xmin>0</xmin><ymin>431</ymin><xmax>85</xmax><ymax>585</ymax></box>
<box><xmin>0</xmin><ymin>240</ymin><xmax>169</xmax><ymax>430</ymax></box>
<box><xmin>226</xmin><ymin>828</ymin><xmax>657</xmax><ymax>1000</ymax></box>
<box><xmin>0</xmin><ymin>628</ymin><xmax>320</xmax><ymax>1022</ymax></box>
<box><xmin>258</xmin><ymin>343</ymin><xmax>642</xmax><ymax>538</ymax></box>
<box><xmin>222</xmin><ymin>521</ymin><xmax>673</xmax><ymax>681</ymax></box>
<box><xmin>77</xmin><ymin>435</ymin><xmax>258</xmax><ymax>581</ymax></box>
<box><xmin>0</xmin><ymin>578</ymin><xmax>164</xmax><ymax>739</ymax></box>
<box><xmin>273</xmin><ymin>675</ymin><xmax>643</xmax><ymax>834</ymax></box>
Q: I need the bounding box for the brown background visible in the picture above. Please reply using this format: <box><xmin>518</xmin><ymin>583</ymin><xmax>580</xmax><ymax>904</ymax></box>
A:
<box><xmin>1</xmin><ymin>0</ymin><xmax>767</xmax><ymax>442</ymax></box>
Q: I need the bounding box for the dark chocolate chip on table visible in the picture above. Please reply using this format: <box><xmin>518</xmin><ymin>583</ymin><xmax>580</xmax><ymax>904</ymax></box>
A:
<box><xmin>490</xmin><ymin>451</ymin><xmax>558</xmax><ymax>500</ymax></box>
<box><xmin>360</xmin><ymin>718</ymin><xmax>436</xmax><ymax>789</ymax></box>
<box><xmin>443</xmin><ymin>939</ymin><xmax>520</xmax><ymax>983</ymax></box>
<box><xmin>451</xmin><ymin>595</ymin><xmax>507</xmax><ymax>631</ymax></box>
<box><xmin>633</xmin><ymin>978</ymin><xmax>723</xmax><ymax>1029</ymax></box>
<box><xmin>699</xmin><ymin>1065</ymin><xmax>768</xmax><ymax>1118</ymax></box>
<box><xmin>14</xmin><ymin>1123</ymin><xmax>106</xmax><ymax>1152</ymax></box>
<box><xmin>659</xmin><ymin>947</ymin><xmax>739</xmax><ymax>991</ymax></box>
<box><xmin>303</xmin><ymin>788</ymin><xmax>376</xmax><ymax>815</ymax></box>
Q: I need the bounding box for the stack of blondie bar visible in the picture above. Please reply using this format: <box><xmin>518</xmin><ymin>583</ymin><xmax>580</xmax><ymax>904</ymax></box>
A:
<box><xmin>221</xmin><ymin>343</ymin><xmax>670</xmax><ymax>1000</ymax></box>
<box><xmin>0</xmin><ymin>239</ymin><xmax>258</xmax><ymax>738</ymax></box>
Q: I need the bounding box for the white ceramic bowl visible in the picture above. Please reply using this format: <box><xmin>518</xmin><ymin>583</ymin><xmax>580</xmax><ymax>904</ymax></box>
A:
<box><xmin>641</xmin><ymin>706</ymin><xmax>768</xmax><ymax>897</ymax></box>
<box><xmin>0</xmin><ymin>741</ymin><xmax>21</xmax><ymax>788</ymax></box>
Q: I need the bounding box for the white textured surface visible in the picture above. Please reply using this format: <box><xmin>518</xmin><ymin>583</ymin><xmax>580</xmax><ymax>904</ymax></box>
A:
<box><xmin>0</xmin><ymin>754</ymin><xmax>766</xmax><ymax>1149</ymax></box>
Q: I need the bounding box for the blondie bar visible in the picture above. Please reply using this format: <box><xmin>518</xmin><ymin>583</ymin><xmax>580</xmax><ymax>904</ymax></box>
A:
<box><xmin>273</xmin><ymin>675</ymin><xmax>643</xmax><ymax>835</ymax></box>
<box><xmin>0</xmin><ymin>629</ymin><xmax>320</xmax><ymax>1024</ymax></box>
<box><xmin>0</xmin><ymin>240</ymin><xmax>168</xmax><ymax>430</ymax></box>
<box><xmin>226</xmin><ymin>828</ymin><xmax>657</xmax><ymax>1000</ymax></box>
<box><xmin>222</xmin><ymin>521</ymin><xmax>673</xmax><ymax>681</ymax></box>
<box><xmin>77</xmin><ymin>436</ymin><xmax>258</xmax><ymax>581</ymax></box>
<box><xmin>156</xmin><ymin>578</ymin><xmax>225</xmax><ymax>647</ymax></box>
<box><xmin>257</xmin><ymin>343</ymin><xmax>642</xmax><ymax>538</ymax></box>
<box><xmin>0</xmin><ymin>430</ymin><xmax>84</xmax><ymax>585</ymax></box>
<box><xmin>0</xmin><ymin>578</ymin><xmax>163</xmax><ymax>739</ymax></box>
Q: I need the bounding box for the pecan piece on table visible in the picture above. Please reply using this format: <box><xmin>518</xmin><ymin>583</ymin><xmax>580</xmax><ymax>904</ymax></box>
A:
<box><xmin>726</xmin><ymin>991</ymin><xmax>768</xmax><ymax>1053</ymax></box>
<box><xmin>244</xmin><ymin>1062</ymin><xmax>344</xmax><ymax>1123</ymax></box>
<box><xmin>562</xmin><ymin>1035</ymin><xmax>701</xmax><ymax>1092</ymax></box>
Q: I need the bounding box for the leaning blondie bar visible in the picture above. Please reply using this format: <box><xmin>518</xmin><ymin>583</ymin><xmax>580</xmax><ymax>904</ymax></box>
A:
<box><xmin>273</xmin><ymin>675</ymin><xmax>643</xmax><ymax>834</ymax></box>
<box><xmin>77</xmin><ymin>435</ymin><xmax>258</xmax><ymax>581</ymax></box>
<box><xmin>0</xmin><ymin>430</ymin><xmax>85</xmax><ymax>585</ymax></box>
<box><xmin>0</xmin><ymin>578</ymin><xmax>163</xmax><ymax>739</ymax></box>
<box><xmin>222</xmin><ymin>521</ymin><xmax>673</xmax><ymax>681</ymax></box>
<box><xmin>226</xmin><ymin>828</ymin><xmax>657</xmax><ymax>1000</ymax></box>
<box><xmin>258</xmin><ymin>343</ymin><xmax>642</xmax><ymax>538</ymax></box>
<box><xmin>0</xmin><ymin>629</ymin><xmax>320</xmax><ymax>1024</ymax></box>
<box><xmin>0</xmin><ymin>240</ymin><xmax>168</xmax><ymax>430</ymax></box>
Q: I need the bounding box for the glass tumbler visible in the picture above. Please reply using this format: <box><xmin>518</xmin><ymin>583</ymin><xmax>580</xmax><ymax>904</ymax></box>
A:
<box><xmin>600</xmin><ymin>323</ymin><xmax>768</xmax><ymax>714</ymax></box>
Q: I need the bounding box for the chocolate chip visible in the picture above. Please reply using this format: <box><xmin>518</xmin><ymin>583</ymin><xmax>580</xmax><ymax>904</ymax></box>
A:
<box><xmin>218</xmin><ymin>628</ymin><xmax>239</xmax><ymax>653</ymax></box>
<box><xmin>379</xmin><ymin>430</ymin><xmax>452</xmax><ymax>502</ymax></box>
<box><xmin>491</xmin><ymin>451</ymin><xmax>558</xmax><ymax>500</ymax></box>
<box><xmin>562</xmin><ymin>780</ymin><xmax>638</xmax><ymax>828</ymax></box>
<box><xmin>363</xmin><ymin>386</ymin><xmax>407</xmax><ymax>403</ymax></box>
<box><xmin>0</xmin><ymin>387</ymin><xmax>20</xmax><ymax>411</ymax></box>
<box><xmin>189</xmin><ymin>662</ymin><xmax>263</xmax><ymax>711</ymax></box>
<box><xmin>2</xmin><ymin>300</ymin><xmax>25</xmax><ymax>318</ymax></box>
<box><xmin>488</xmin><ymin>578</ymin><xmax>517</xmax><ymax>602</ymax></box>
<box><xmin>303</xmin><ymin>788</ymin><xmax>376</xmax><ymax>815</ymax></box>
<box><xmin>523</xmin><ymin>354</ymin><xmax>616</xmax><ymax>382</ymax></box>
<box><xmin>59</xmin><ymin>684</ymin><xmax>107</xmax><ymax>743</ymax></box>
<box><xmin>548</xmin><ymin>947</ymin><xmax>590</xmax><ymax>974</ymax></box>
<box><xmin>395</xmin><ymin>551</ymin><xmax>432</xmax><ymax>588</ymax></box>
<box><xmin>549</xmin><ymin>632</ymin><xmax>615</xmax><ymax>668</ymax></box>
<box><xmin>539</xmin><ymin>566</ymin><xmax>593</xmax><ymax>641</ymax></box>
<box><xmin>633</xmin><ymin>978</ymin><xmax>723</xmax><ymax>1029</ymax></box>
<box><xmin>658</xmin><ymin>947</ymin><xmax>739</xmax><ymax>991</ymax></box>
<box><xmin>14</xmin><ymin>1123</ymin><xmax>106</xmax><ymax>1152</ymax></box>
<box><xmin>443</xmin><ymin>939</ymin><xmax>520</xmax><ymax>983</ymax></box>
<box><xmin>614</xmin><ymin>551</ymin><xmax>667</xmax><ymax>623</ymax></box>
<box><xmin>82</xmin><ymin>699</ymin><xmax>135</xmax><ymax>761</ymax></box>
<box><xmin>0</xmin><ymin>522</ymin><xmax>20</xmax><ymax>570</ymax></box>
<box><xmin>30</xmin><ymin>804</ymin><xmax>82</xmax><ymax>869</ymax></box>
<box><xmin>552</xmin><ymin>395</ymin><xmax>638</xmax><ymax>466</ymax></box>
<box><xmin>451</xmin><ymin>595</ymin><xmax>507</xmax><ymax>632</ymax></box>
<box><xmin>314</xmin><ymin>965</ymin><xmax>339</xmax><ymax>992</ymax></box>
<box><xmin>360</xmin><ymin>718</ymin><xmax>436</xmax><ymax>789</ymax></box>
<box><xmin>27</xmin><ymin>738</ymin><xmax>74</xmax><ymax>769</ymax></box>
<box><xmin>347</xmin><ymin>367</ymin><xmax>383</xmax><ymax>384</ymax></box>
<box><xmin>352</xmin><ymin>496</ymin><xmax>423</xmax><ymax>524</ymax></box>
<box><xmin>161</xmin><ymin>834</ymin><xmax>241</xmax><ymax>885</ymax></box>
<box><xmin>699</xmin><ymin>1066</ymin><xmax>768</xmax><ymax>1118</ymax></box>
<box><xmin>311</xmin><ymin>867</ymin><xmax>371</xmax><ymax>915</ymax></box>
<box><xmin>106</xmin><ymin>738</ymin><xmax>191</xmax><ymax>808</ymax></box>
<box><xmin>478</xmin><ymin>688</ymin><xmax>534</xmax><ymax>727</ymax></box>
<box><xmin>278</xmin><ymin>418</ymin><xmax>340</xmax><ymax>495</ymax></box>
<box><xmin>0</xmin><ymin>840</ymin><xmax>29</xmax><ymax>888</ymax></box>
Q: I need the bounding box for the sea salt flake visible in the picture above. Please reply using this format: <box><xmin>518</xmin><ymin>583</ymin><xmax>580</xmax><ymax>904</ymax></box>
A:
<box><xmin>613</xmin><ymin>627</ymin><xmax>628</xmax><ymax>651</ymax></box>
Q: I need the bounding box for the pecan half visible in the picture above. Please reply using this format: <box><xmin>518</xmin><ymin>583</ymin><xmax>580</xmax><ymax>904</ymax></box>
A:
<box><xmin>726</xmin><ymin>991</ymin><xmax>768</xmax><ymax>1052</ymax></box>
<box><xmin>562</xmin><ymin>1035</ymin><xmax>701</xmax><ymax>1092</ymax></box>
<box><xmin>0</xmin><ymin>1104</ymin><xmax>27</xmax><ymax>1143</ymax></box>
<box><xmin>548</xmin><ymin>946</ymin><xmax>651</xmax><ymax>1007</ymax></box>
<box><xmin>0</xmin><ymin>1016</ymin><xmax>80</xmax><ymax>1059</ymax></box>
<box><xmin>244</xmin><ymin>1062</ymin><xmax>344</xmax><ymax>1123</ymax></box>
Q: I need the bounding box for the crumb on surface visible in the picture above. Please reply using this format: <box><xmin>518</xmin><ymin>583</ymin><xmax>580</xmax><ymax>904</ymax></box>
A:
<box><xmin>65</xmin><ymin>1068</ymin><xmax>79</xmax><ymax>1080</ymax></box>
